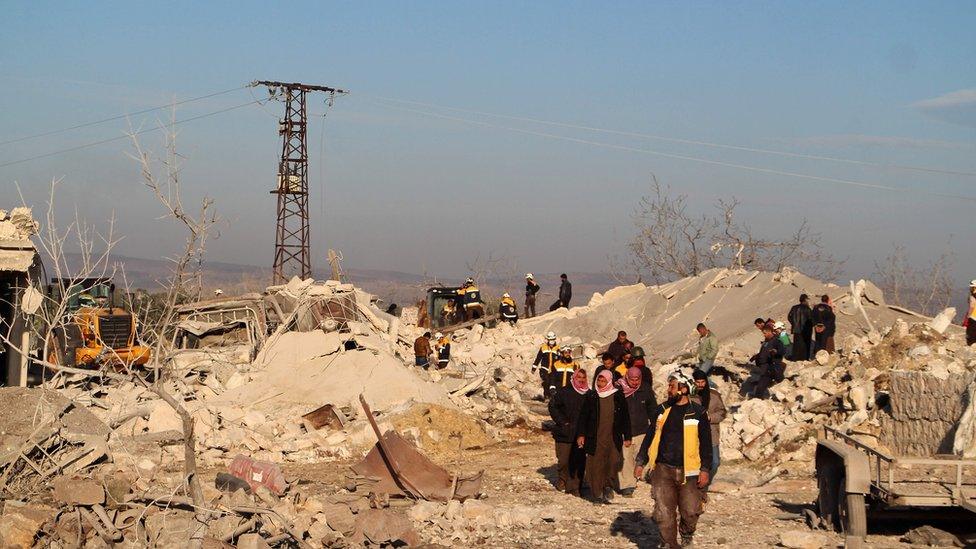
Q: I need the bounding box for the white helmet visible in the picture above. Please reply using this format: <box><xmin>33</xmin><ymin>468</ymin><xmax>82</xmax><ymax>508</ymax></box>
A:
<box><xmin>502</xmin><ymin>292</ymin><xmax>510</xmax><ymax>298</ymax></box>
<box><xmin>545</xmin><ymin>331</ymin><xmax>556</xmax><ymax>341</ymax></box>
<box><xmin>970</xmin><ymin>279</ymin><xmax>976</xmax><ymax>287</ymax></box>
<box><xmin>465</xmin><ymin>277</ymin><xmax>474</xmax><ymax>285</ymax></box>
<box><xmin>559</xmin><ymin>344</ymin><xmax>572</xmax><ymax>352</ymax></box>
<box><xmin>668</xmin><ymin>370</ymin><xmax>693</xmax><ymax>393</ymax></box>
<box><xmin>525</xmin><ymin>273</ymin><xmax>534</xmax><ymax>279</ymax></box>
<box><xmin>434</xmin><ymin>332</ymin><xmax>443</xmax><ymax>339</ymax></box>
<box><xmin>773</xmin><ymin>321</ymin><xmax>786</xmax><ymax>330</ymax></box>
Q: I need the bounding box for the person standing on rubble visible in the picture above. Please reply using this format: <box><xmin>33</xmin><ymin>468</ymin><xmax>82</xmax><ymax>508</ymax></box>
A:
<box><xmin>966</xmin><ymin>280</ymin><xmax>976</xmax><ymax>346</ymax></box>
<box><xmin>617</xmin><ymin>367</ymin><xmax>655</xmax><ymax>497</ymax></box>
<box><xmin>634</xmin><ymin>371</ymin><xmax>712</xmax><ymax>549</ymax></box>
<box><xmin>788</xmin><ymin>294</ymin><xmax>813</xmax><ymax>360</ymax></box>
<box><xmin>434</xmin><ymin>332</ymin><xmax>451</xmax><ymax>369</ymax></box>
<box><xmin>525</xmin><ymin>274</ymin><xmax>540</xmax><ymax>318</ymax></box>
<box><xmin>550</xmin><ymin>273</ymin><xmax>573</xmax><ymax>311</ymax></box>
<box><xmin>498</xmin><ymin>292</ymin><xmax>519</xmax><ymax>325</ymax></box>
<box><xmin>533</xmin><ymin>332</ymin><xmax>560</xmax><ymax>395</ymax></box>
<box><xmin>811</xmin><ymin>295</ymin><xmax>836</xmax><ymax>354</ymax></box>
<box><xmin>547</xmin><ymin>345</ymin><xmax>579</xmax><ymax>396</ymax></box>
<box><xmin>750</xmin><ymin>326</ymin><xmax>786</xmax><ymax>398</ymax></box>
<box><xmin>695</xmin><ymin>323</ymin><xmax>718</xmax><ymax>374</ymax></box>
<box><xmin>774</xmin><ymin>321</ymin><xmax>792</xmax><ymax>358</ymax></box>
<box><xmin>577</xmin><ymin>370</ymin><xmax>631</xmax><ymax>504</ymax></box>
<box><xmin>548</xmin><ymin>368</ymin><xmax>589</xmax><ymax>496</ymax></box>
<box><xmin>607</xmin><ymin>331</ymin><xmax>633</xmax><ymax>363</ymax></box>
<box><xmin>458</xmin><ymin>278</ymin><xmax>485</xmax><ymax>321</ymax></box>
<box><xmin>691</xmin><ymin>370</ymin><xmax>725</xmax><ymax>486</ymax></box>
<box><xmin>414</xmin><ymin>332</ymin><xmax>433</xmax><ymax>370</ymax></box>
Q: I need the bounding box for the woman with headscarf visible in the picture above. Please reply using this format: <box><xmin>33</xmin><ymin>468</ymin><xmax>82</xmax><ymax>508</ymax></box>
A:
<box><xmin>576</xmin><ymin>370</ymin><xmax>632</xmax><ymax>503</ymax></box>
<box><xmin>548</xmin><ymin>369</ymin><xmax>589</xmax><ymax>496</ymax></box>
<box><xmin>616</xmin><ymin>366</ymin><xmax>656</xmax><ymax>497</ymax></box>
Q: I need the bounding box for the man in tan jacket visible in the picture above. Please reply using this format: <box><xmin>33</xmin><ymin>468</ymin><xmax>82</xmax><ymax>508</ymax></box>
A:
<box><xmin>692</xmin><ymin>369</ymin><xmax>726</xmax><ymax>485</ymax></box>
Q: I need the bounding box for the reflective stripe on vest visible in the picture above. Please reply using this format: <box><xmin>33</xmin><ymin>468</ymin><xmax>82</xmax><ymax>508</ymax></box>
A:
<box><xmin>539</xmin><ymin>345</ymin><xmax>558</xmax><ymax>373</ymax></box>
<box><xmin>552</xmin><ymin>361</ymin><xmax>577</xmax><ymax>387</ymax></box>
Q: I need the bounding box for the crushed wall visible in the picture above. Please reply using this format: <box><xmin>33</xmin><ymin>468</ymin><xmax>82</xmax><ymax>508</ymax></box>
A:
<box><xmin>881</xmin><ymin>370</ymin><xmax>975</xmax><ymax>456</ymax></box>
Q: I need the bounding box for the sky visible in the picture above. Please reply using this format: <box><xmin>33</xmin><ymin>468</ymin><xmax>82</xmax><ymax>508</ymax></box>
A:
<box><xmin>1</xmin><ymin>1</ymin><xmax>974</xmax><ymax>287</ymax></box>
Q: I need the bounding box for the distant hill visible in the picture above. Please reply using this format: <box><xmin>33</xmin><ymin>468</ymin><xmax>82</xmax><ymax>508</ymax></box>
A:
<box><xmin>60</xmin><ymin>253</ymin><xmax>619</xmax><ymax>308</ymax></box>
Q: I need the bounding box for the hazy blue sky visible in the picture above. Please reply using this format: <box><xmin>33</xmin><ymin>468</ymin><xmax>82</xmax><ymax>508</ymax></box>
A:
<box><xmin>1</xmin><ymin>1</ymin><xmax>974</xmax><ymax>285</ymax></box>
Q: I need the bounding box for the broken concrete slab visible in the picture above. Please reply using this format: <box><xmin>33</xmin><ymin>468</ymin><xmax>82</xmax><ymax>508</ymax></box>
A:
<box><xmin>0</xmin><ymin>501</ymin><xmax>54</xmax><ymax>549</ymax></box>
<box><xmin>52</xmin><ymin>476</ymin><xmax>105</xmax><ymax>506</ymax></box>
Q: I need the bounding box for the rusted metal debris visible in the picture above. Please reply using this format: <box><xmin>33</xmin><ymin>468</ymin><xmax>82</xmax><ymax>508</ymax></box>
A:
<box><xmin>301</xmin><ymin>403</ymin><xmax>345</xmax><ymax>431</ymax></box>
<box><xmin>350</xmin><ymin>395</ymin><xmax>484</xmax><ymax>502</ymax></box>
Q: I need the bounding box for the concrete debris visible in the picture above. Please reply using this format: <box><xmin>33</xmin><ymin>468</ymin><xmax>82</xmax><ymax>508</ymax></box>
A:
<box><xmin>903</xmin><ymin>525</ymin><xmax>963</xmax><ymax>547</ymax></box>
<box><xmin>0</xmin><ymin>208</ymin><xmax>39</xmax><ymax>241</ymax></box>
<box><xmin>0</xmin><ymin>501</ymin><xmax>53</xmax><ymax>549</ymax></box>
<box><xmin>778</xmin><ymin>529</ymin><xmax>830</xmax><ymax>549</ymax></box>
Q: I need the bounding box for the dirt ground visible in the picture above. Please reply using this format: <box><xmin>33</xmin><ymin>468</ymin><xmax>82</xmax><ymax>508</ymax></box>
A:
<box><xmin>270</xmin><ymin>423</ymin><xmax>976</xmax><ymax>548</ymax></box>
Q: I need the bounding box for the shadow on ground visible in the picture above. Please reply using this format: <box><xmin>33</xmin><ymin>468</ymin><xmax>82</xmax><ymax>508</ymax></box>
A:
<box><xmin>610</xmin><ymin>510</ymin><xmax>661</xmax><ymax>549</ymax></box>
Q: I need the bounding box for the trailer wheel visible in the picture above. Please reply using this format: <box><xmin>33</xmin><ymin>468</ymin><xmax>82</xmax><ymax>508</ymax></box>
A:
<box><xmin>840</xmin><ymin>492</ymin><xmax>867</xmax><ymax>538</ymax></box>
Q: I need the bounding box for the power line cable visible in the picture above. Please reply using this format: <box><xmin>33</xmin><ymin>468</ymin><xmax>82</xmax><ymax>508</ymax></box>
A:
<box><xmin>372</xmin><ymin>101</ymin><xmax>976</xmax><ymax>203</ymax></box>
<box><xmin>0</xmin><ymin>85</ymin><xmax>248</xmax><ymax>147</ymax></box>
<box><xmin>0</xmin><ymin>99</ymin><xmax>265</xmax><ymax>169</ymax></box>
<box><xmin>365</xmin><ymin>95</ymin><xmax>976</xmax><ymax>178</ymax></box>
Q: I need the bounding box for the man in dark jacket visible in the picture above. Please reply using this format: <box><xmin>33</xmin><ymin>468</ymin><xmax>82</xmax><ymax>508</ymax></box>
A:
<box><xmin>576</xmin><ymin>373</ymin><xmax>631</xmax><ymax>503</ymax></box>
<box><xmin>548</xmin><ymin>369</ymin><xmax>589</xmax><ymax>496</ymax></box>
<box><xmin>788</xmin><ymin>294</ymin><xmax>813</xmax><ymax>361</ymax></box>
<box><xmin>549</xmin><ymin>273</ymin><xmax>573</xmax><ymax>310</ymax></box>
<box><xmin>593</xmin><ymin>352</ymin><xmax>618</xmax><ymax>388</ymax></box>
<box><xmin>811</xmin><ymin>294</ymin><xmax>836</xmax><ymax>354</ymax></box>
<box><xmin>607</xmin><ymin>331</ymin><xmax>633</xmax><ymax>363</ymax></box>
<box><xmin>750</xmin><ymin>326</ymin><xmax>786</xmax><ymax>399</ymax></box>
<box><xmin>524</xmin><ymin>273</ymin><xmax>540</xmax><ymax>319</ymax></box>
<box><xmin>692</xmin><ymin>369</ymin><xmax>726</xmax><ymax>485</ymax></box>
<box><xmin>618</xmin><ymin>367</ymin><xmax>656</xmax><ymax>497</ymax></box>
<box><xmin>634</xmin><ymin>371</ymin><xmax>712</xmax><ymax>549</ymax></box>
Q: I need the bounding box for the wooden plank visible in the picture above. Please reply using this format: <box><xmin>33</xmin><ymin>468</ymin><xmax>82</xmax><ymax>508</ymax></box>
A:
<box><xmin>439</xmin><ymin>314</ymin><xmax>499</xmax><ymax>334</ymax></box>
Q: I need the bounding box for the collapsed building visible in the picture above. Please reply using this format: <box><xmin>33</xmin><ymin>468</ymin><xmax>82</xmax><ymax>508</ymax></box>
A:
<box><xmin>0</xmin><ymin>208</ymin><xmax>43</xmax><ymax>387</ymax></box>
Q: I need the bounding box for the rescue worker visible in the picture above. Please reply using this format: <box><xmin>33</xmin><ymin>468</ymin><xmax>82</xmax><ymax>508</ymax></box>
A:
<box><xmin>499</xmin><ymin>292</ymin><xmax>519</xmax><ymax>325</ymax></box>
<box><xmin>547</xmin><ymin>345</ymin><xmax>579</xmax><ymax>396</ymax></box>
<box><xmin>811</xmin><ymin>295</ymin><xmax>836</xmax><ymax>354</ymax></box>
<box><xmin>750</xmin><ymin>326</ymin><xmax>786</xmax><ymax>398</ymax></box>
<box><xmin>548</xmin><ymin>369</ymin><xmax>589</xmax><ymax>496</ymax></box>
<box><xmin>617</xmin><ymin>366</ymin><xmax>655</xmax><ymax>497</ymax></box>
<box><xmin>532</xmin><ymin>332</ymin><xmax>559</xmax><ymax>395</ymax></box>
<box><xmin>966</xmin><ymin>281</ymin><xmax>976</xmax><ymax>346</ymax></box>
<box><xmin>634</xmin><ymin>371</ymin><xmax>712</xmax><ymax>549</ymax></box>
<box><xmin>525</xmin><ymin>274</ymin><xmax>540</xmax><ymax>318</ymax></box>
<box><xmin>695</xmin><ymin>323</ymin><xmax>718</xmax><ymax>374</ymax></box>
<box><xmin>577</xmin><ymin>370</ymin><xmax>632</xmax><ymax>504</ymax></box>
<box><xmin>614</xmin><ymin>350</ymin><xmax>633</xmax><ymax>377</ymax></box>
<box><xmin>787</xmin><ymin>294</ymin><xmax>813</xmax><ymax>360</ymax></box>
<box><xmin>440</xmin><ymin>299</ymin><xmax>459</xmax><ymax>326</ymax></box>
<box><xmin>607</xmin><ymin>331</ymin><xmax>632</xmax><ymax>363</ymax></box>
<box><xmin>434</xmin><ymin>332</ymin><xmax>451</xmax><ymax>369</ymax></box>
<box><xmin>458</xmin><ymin>278</ymin><xmax>484</xmax><ymax>321</ymax></box>
<box><xmin>413</xmin><ymin>332</ymin><xmax>433</xmax><ymax>370</ymax></box>
<box><xmin>691</xmin><ymin>369</ymin><xmax>726</xmax><ymax>485</ymax></box>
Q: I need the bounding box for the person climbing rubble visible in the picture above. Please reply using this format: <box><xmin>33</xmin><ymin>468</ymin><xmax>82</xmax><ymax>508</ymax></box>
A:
<box><xmin>788</xmin><ymin>293</ymin><xmax>813</xmax><ymax>361</ymax></box>
<box><xmin>750</xmin><ymin>326</ymin><xmax>786</xmax><ymax>399</ymax></box>
<box><xmin>548</xmin><ymin>368</ymin><xmax>589</xmax><ymax>497</ymax></box>
<box><xmin>499</xmin><ymin>292</ymin><xmax>519</xmax><ymax>325</ymax></box>
<box><xmin>547</xmin><ymin>345</ymin><xmax>579</xmax><ymax>396</ymax></box>
<box><xmin>634</xmin><ymin>371</ymin><xmax>712</xmax><ymax>549</ymax></box>
<box><xmin>533</xmin><ymin>332</ymin><xmax>560</xmax><ymax>395</ymax></box>
<box><xmin>695</xmin><ymin>323</ymin><xmax>718</xmax><ymax>374</ymax></box>
<box><xmin>458</xmin><ymin>278</ymin><xmax>485</xmax><ymax>321</ymax></box>
<box><xmin>811</xmin><ymin>294</ymin><xmax>836</xmax><ymax>354</ymax></box>
<box><xmin>414</xmin><ymin>332</ymin><xmax>433</xmax><ymax>369</ymax></box>
<box><xmin>967</xmin><ymin>280</ymin><xmax>976</xmax><ymax>346</ymax></box>
<box><xmin>691</xmin><ymin>369</ymin><xmax>725</xmax><ymax>486</ymax></box>
<box><xmin>617</xmin><ymin>366</ymin><xmax>655</xmax><ymax>498</ymax></box>
<box><xmin>607</xmin><ymin>331</ymin><xmax>633</xmax><ymax>363</ymax></box>
<box><xmin>434</xmin><ymin>332</ymin><xmax>451</xmax><ymax>369</ymax></box>
<box><xmin>576</xmin><ymin>370</ymin><xmax>631</xmax><ymax>504</ymax></box>
<box><xmin>524</xmin><ymin>273</ymin><xmax>540</xmax><ymax>318</ymax></box>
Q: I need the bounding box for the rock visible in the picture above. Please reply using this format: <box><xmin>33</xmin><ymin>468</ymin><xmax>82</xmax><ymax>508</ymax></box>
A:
<box><xmin>0</xmin><ymin>502</ymin><xmax>54</xmax><ymax>549</ymax></box>
<box><xmin>324</xmin><ymin>503</ymin><xmax>356</xmax><ymax>535</ymax></box>
<box><xmin>461</xmin><ymin>499</ymin><xmax>494</xmax><ymax>520</ymax></box>
<box><xmin>236</xmin><ymin>533</ymin><xmax>271</xmax><ymax>549</ymax></box>
<box><xmin>903</xmin><ymin>525</ymin><xmax>962</xmax><ymax>547</ymax></box>
<box><xmin>443</xmin><ymin>499</ymin><xmax>463</xmax><ymax>520</ymax></box>
<box><xmin>909</xmin><ymin>345</ymin><xmax>931</xmax><ymax>359</ymax></box>
<box><xmin>408</xmin><ymin>500</ymin><xmax>444</xmax><ymax>523</ymax></box>
<box><xmin>355</xmin><ymin>508</ymin><xmax>421</xmax><ymax>546</ymax></box>
<box><xmin>927</xmin><ymin>307</ymin><xmax>956</xmax><ymax>335</ymax></box>
<box><xmin>52</xmin><ymin>477</ymin><xmax>105</xmax><ymax>506</ymax></box>
<box><xmin>242</xmin><ymin>410</ymin><xmax>267</xmax><ymax>429</ymax></box>
<box><xmin>778</xmin><ymin>529</ymin><xmax>829</xmax><ymax>548</ymax></box>
<box><xmin>147</xmin><ymin>401</ymin><xmax>182</xmax><ymax>433</ymax></box>
<box><xmin>307</xmin><ymin>519</ymin><xmax>334</xmax><ymax>543</ymax></box>
<box><xmin>814</xmin><ymin>350</ymin><xmax>830</xmax><ymax>366</ymax></box>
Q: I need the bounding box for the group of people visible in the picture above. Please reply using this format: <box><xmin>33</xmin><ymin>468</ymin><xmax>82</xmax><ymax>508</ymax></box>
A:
<box><xmin>412</xmin><ymin>331</ymin><xmax>451</xmax><ymax>370</ymax></box>
<box><xmin>544</xmin><ymin>329</ymin><xmax>726</xmax><ymax>549</ymax></box>
<box><xmin>524</xmin><ymin>272</ymin><xmax>574</xmax><ymax>317</ymax></box>
<box><xmin>437</xmin><ymin>273</ymin><xmax>573</xmax><ymax>328</ymax></box>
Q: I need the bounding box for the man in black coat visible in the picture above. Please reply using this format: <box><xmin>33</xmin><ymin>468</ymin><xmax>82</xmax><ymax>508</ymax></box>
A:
<box><xmin>811</xmin><ymin>295</ymin><xmax>836</xmax><ymax>354</ymax></box>
<box><xmin>548</xmin><ymin>369</ymin><xmax>589</xmax><ymax>496</ymax></box>
<box><xmin>750</xmin><ymin>326</ymin><xmax>786</xmax><ymax>399</ymax></box>
<box><xmin>787</xmin><ymin>294</ymin><xmax>813</xmax><ymax>361</ymax></box>
<box><xmin>549</xmin><ymin>273</ymin><xmax>573</xmax><ymax>310</ymax></box>
<box><xmin>576</xmin><ymin>372</ymin><xmax>631</xmax><ymax>503</ymax></box>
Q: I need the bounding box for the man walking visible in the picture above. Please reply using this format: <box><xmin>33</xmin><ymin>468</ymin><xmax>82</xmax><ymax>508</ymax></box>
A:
<box><xmin>967</xmin><ymin>280</ymin><xmax>976</xmax><ymax>346</ymax></box>
<box><xmin>695</xmin><ymin>323</ymin><xmax>718</xmax><ymax>374</ymax></box>
<box><xmin>811</xmin><ymin>295</ymin><xmax>836</xmax><ymax>354</ymax></box>
<box><xmin>413</xmin><ymin>332</ymin><xmax>433</xmax><ymax>370</ymax></box>
<box><xmin>788</xmin><ymin>294</ymin><xmax>813</xmax><ymax>360</ymax></box>
<box><xmin>525</xmin><ymin>274</ymin><xmax>540</xmax><ymax>318</ymax></box>
<box><xmin>634</xmin><ymin>372</ymin><xmax>712</xmax><ymax>549</ymax></box>
<box><xmin>691</xmin><ymin>370</ymin><xmax>726</xmax><ymax>485</ymax></box>
<box><xmin>607</xmin><ymin>331</ymin><xmax>633</xmax><ymax>363</ymax></box>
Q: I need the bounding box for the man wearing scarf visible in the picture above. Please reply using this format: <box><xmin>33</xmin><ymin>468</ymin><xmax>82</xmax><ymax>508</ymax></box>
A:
<box><xmin>576</xmin><ymin>370</ymin><xmax>632</xmax><ymax>504</ymax></box>
<box><xmin>548</xmin><ymin>369</ymin><xmax>589</xmax><ymax>496</ymax></box>
<box><xmin>691</xmin><ymin>369</ymin><xmax>726</xmax><ymax>486</ymax></box>
<box><xmin>634</xmin><ymin>371</ymin><xmax>712</xmax><ymax>549</ymax></box>
<box><xmin>616</xmin><ymin>367</ymin><xmax>656</xmax><ymax>497</ymax></box>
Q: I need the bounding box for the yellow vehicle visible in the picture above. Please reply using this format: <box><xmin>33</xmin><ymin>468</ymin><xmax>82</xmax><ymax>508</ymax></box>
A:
<box><xmin>45</xmin><ymin>278</ymin><xmax>150</xmax><ymax>368</ymax></box>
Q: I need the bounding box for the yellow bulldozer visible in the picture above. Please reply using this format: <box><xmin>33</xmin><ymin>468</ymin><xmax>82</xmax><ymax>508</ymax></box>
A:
<box><xmin>45</xmin><ymin>278</ymin><xmax>150</xmax><ymax>368</ymax></box>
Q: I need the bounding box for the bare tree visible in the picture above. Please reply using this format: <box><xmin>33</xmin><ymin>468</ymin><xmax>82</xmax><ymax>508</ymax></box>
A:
<box><xmin>873</xmin><ymin>243</ymin><xmax>955</xmax><ymax>316</ymax></box>
<box><xmin>629</xmin><ymin>177</ymin><xmax>842</xmax><ymax>283</ymax></box>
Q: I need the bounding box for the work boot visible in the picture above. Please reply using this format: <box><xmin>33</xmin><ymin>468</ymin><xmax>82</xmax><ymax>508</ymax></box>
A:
<box><xmin>680</xmin><ymin>534</ymin><xmax>694</xmax><ymax>547</ymax></box>
<box><xmin>619</xmin><ymin>488</ymin><xmax>635</xmax><ymax>498</ymax></box>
